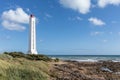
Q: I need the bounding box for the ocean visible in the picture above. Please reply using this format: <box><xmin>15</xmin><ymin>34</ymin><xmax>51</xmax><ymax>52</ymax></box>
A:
<box><xmin>48</xmin><ymin>55</ymin><xmax>120</xmax><ymax>62</ymax></box>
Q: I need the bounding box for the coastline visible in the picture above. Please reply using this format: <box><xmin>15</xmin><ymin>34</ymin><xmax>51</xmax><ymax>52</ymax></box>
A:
<box><xmin>49</xmin><ymin>55</ymin><xmax>120</xmax><ymax>62</ymax></box>
<box><xmin>0</xmin><ymin>53</ymin><xmax>120</xmax><ymax>80</ymax></box>
<box><xmin>50</xmin><ymin>60</ymin><xmax>120</xmax><ymax>80</ymax></box>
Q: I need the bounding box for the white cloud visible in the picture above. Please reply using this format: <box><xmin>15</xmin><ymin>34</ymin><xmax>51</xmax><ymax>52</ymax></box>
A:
<box><xmin>45</xmin><ymin>13</ymin><xmax>52</xmax><ymax>18</ymax></box>
<box><xmin>59</xmin><ymin>0</ymin><xmax>91</xmax><ymax>14</ymax></box>
<box><xmin>98</xmin><ymin>0</ymin><xmax>120</xmax><ymax>8</ymax></box>
<box><xmin>88</xmin><ymin>17</ymin><xmax>105</xmax><ymax>26</ymax></box>
<box><xmin>68</xmin><ymin>16</ymin><xmax>82</xmax><ymax>21</ymax></box>
<box><xmin>26</xmin><ymin>8</ymin><xmax>30</xmax><ymax>12</ymax></box>
<box><xmin>44</xmin><ymin>13</ymin><xmax>52</xmax><ymax>21</ymax></box>
<box><xmin>90</xmin><ymin>31</ymin><xmax>104</xmax><ymax>36</ymax></box>
<box><xmin>2</xmin><ymin>21</ymin><xmax>25</xmax><ymax>31</ymax></box>
<box><xmin>2</xmin><ymin>8</ymin><xmax>29</xmax><ymax>24</ymax></box>
<box><xmin>76</xmin><ymin>16</ymin><xmax>82</xmax><ymax>21</ymax></box>
<box><xmin>1</xmin><ymin>7</ymin><xmax>29</xmax><ymax>31</ymax></box>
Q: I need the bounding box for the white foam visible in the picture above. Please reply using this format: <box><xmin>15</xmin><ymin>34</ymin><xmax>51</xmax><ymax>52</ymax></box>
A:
<box><xmin>112</xmin><ymin>60</ymin><xmax>120</xmax><ymax>62</ymax></box>
<box><xmin>70</xmin><ymin>59</ymin><xmax>98</xmax><ymax>62</ymax></box>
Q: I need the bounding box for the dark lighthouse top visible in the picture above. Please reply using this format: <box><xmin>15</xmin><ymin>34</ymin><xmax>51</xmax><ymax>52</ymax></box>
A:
<box><xmin>30</xmin><ymin>14</ymin><xmax>34</xmax><ymax>17</ymax></box>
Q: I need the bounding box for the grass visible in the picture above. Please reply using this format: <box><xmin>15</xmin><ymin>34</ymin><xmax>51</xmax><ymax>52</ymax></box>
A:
<box><xmin>4</xmin><ymin>52</ymin><xmax>52</xmax><ymax>61</ymax></box>
<box><xmin>0</xmin><ymin>53</ymin><xmax>52</xmax><ymax>80</ymax></box>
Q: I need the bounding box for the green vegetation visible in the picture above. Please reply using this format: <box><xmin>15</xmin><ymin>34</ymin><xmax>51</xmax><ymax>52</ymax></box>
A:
<box><xmin>54</xmin><ymin>58</ymin><xmax>59</xmax><ymax>62</ymax></box>
<box><xmin>0</xmin><ymin>52</ymin><xmax>54</xmax><ymax>80</ymax></box>
<box><xmin>4</xmin><ymin>52</ymin><xmax>52</xmax><ymax>61</ymax></box>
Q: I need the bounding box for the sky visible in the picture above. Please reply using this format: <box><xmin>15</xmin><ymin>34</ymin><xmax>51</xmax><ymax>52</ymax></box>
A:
<box><xmin>0</xmin><ymin>0</ymin><xmax>120</xmax><ymax>55</ymax></box>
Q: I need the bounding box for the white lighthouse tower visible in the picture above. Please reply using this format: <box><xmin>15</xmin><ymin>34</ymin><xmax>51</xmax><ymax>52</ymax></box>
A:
<box><xmin>28</xmin><ymin>14</ymin><xmax>38</xmax><ymax>54</ymax></box>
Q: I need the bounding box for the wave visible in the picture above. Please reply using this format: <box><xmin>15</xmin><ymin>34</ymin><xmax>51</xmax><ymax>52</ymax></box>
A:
<box><xmin>49</xmin><ymin>55</ymin><xmax>120</xmax><ymax>62</ymax></box>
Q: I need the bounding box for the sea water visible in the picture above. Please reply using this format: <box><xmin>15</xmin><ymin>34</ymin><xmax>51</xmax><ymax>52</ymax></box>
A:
<box><xmin>48</xmin><ymin>55</ymin><xmax>120</xmax><ymax>62</ymax></box>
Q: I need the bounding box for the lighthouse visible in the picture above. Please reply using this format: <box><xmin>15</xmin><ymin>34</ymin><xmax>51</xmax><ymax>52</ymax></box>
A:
<box><xmin>28</xmin><ymin>14</ymin><xmax>38</xmax><ymax>54</ymax></box>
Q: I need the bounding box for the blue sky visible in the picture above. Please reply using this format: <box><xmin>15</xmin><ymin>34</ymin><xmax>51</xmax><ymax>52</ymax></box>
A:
<box><xmin>0</xmin><ymin>0</ymin><xmax>120</xmax><ymax>55</ymax></box>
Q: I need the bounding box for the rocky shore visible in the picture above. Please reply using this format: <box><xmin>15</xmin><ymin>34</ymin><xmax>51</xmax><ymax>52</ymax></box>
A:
<box><xmin>1</xmin><ymin>52</ymin><xmax>120</xmax><ymax>80</ymax></box>
<box><xmin>50</xmin><ymin>60</ymin><xmax>120</xmax><ymax>80</ymax></box>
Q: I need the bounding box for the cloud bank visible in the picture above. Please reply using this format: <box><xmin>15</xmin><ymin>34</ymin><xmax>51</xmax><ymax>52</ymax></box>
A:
<box><xmin>98</xmin><ymin>0</ymin><xmax>120</xmax><ymax>8</ymax></box>
<box><xmin>1</xmin><ymin>8</ymin><xmax>29</xmax><ymax>31</ymax></box>
<box><xmin>59</xmin><ymin>0</ymin><xmax>91</xmax><ymax>14</ymax></box>
<box><xmin>59</xmin><ymin>0</ymin><xmax>120</xmax><ymax>14</ymax></box>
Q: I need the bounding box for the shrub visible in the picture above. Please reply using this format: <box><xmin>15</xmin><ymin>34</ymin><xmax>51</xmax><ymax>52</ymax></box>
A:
<box><xmin>25</xmin><ymin>54</ymin><xmax>52</xmax><ymax>61</ymax></box>
<box><xmin>54</xmin><ymin>58</ymin><xmax>59</xmax><ymax>62</ymax></box>
<box><xmin>4</xmin><ymin>52</ymin><xmax>25</xmax><ymax>58</ymax></box>
<box><xmin>3</xmin><ymin>52</ymin><xmax>52</xmax><ymax>61</ymax></box>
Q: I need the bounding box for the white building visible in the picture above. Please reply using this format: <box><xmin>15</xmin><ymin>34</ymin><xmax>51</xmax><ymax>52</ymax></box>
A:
<box><xmin>28</xmin><ymin>14</ymin><xmax>38</xmax><ymax>54</ymax></box>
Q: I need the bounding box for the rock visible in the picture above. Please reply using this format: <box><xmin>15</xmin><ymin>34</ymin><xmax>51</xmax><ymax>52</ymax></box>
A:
<box><xmin>101</xmin><ymin>67</ymin><xmax>113</xmax><ymax>73</ymax></box>
<box><xmin>50</xmin><ymin>61</ymin><xmax>120</xmax><ymax>80</ymax></box>
<box><xmin>114</xmin><ymin>72</ymin><xmax>120</xmax><ymax>75</ymax></box>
